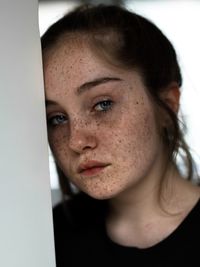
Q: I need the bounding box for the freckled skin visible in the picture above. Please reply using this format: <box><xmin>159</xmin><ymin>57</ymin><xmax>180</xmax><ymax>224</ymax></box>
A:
<box><xmin>44</xmin><ymin>38</ymin><xmax>163</xmax><ymax>200</ymax></box>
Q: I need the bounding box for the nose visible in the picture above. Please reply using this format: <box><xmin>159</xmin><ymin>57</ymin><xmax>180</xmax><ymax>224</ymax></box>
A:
<box><xmin>68</xmin><ymin>120</ymin><xmax>97</xmax><ymax>154</ymax></box>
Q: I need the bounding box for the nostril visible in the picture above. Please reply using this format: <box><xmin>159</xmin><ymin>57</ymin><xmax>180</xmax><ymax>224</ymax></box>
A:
<box><xmin>83</xmin><ymin>145</ymin><xmax>93</xmax><ymax>151</ymax></box>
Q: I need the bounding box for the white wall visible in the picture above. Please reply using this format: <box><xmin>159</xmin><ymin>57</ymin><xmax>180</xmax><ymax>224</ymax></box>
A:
<box><xmin>0</xmin><ymin>0</ymin><xmax>56</xmax><ymax>266</ymax></box>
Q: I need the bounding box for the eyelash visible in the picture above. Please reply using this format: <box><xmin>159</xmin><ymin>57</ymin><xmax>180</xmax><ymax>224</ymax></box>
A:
<box><xmin>93</xmin><ymin>99</ymin><xmax>113</xmax><ymax>113</ymax></box>
<box><xmin>47</xmin><ymin>99</ymin><xmax>114</xmax><ymax>127</ymax></box>
<box><xmin>47</xmin><ymin>114</ymin><xmax>67</xmax><ymax>127</ymax></box>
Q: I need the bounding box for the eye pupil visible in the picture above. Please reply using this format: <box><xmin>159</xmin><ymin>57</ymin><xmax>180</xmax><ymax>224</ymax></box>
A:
<box><xmin>56</xmin><ymin>115</ymin><xmax>65</xmax><ymax>123</ymax></box>
<box><xmin>102</xmin><ymin>101</ymin><xmax>109</xmax><ymax>107</ymax></box>
<box><xmin>99</xmin><ymin>100</ymin><xmax>112</xmax><ymax>111</ymax></box>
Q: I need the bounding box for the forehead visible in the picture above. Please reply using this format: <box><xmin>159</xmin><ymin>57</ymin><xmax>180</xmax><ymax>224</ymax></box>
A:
<box><xmin>44</xmin><ymin>38</ymin><xmax>106</xmax><ymax>85</ymax></box>
<box><xmin>44</xmin><ymin>37</ymin><xmax>131</xmax><ymax>93</ymax></box>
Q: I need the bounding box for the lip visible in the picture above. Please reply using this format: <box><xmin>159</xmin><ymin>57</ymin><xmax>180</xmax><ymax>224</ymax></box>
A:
<box><xmin>78</xmin><ymin>161</ymin><xmax>110</xmax><ymax>176</ymax></box>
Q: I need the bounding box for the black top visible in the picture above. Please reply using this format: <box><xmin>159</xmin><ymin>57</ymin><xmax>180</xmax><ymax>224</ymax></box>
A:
<box><xmin>53</xmin><ymin>193</ymin><xmax>200</xmax><ymax>266</ymax></box>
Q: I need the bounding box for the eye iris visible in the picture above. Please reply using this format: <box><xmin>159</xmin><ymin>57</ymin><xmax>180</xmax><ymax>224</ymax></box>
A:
<box><xmin>56</xmin><ymin>115</ymin><xmax>66</xmax><ymax>123</ymax></box>
<box><xmin>48</xmin><ymin>115</ymin><xmax>66</xmax><ymax>126</ymax></box>
<box><xmin>100</xmin><ymin>100</ymin><xmax>111</xmax><ymax>110</ymax></box>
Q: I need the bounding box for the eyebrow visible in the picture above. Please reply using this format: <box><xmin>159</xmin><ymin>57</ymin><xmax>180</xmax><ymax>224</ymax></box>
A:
<box><xmin>76</xmin><ymin>76</ymin><xmax>122</xmax><ymax>95</ymax></box>
<box><xmin>45</xmin><ymin>76</ymin><xmax>122</xmax><ymax>107</ymax></box>
<box><xmin>45</xmin><ymin>100</ymin><xmax>58</xmax><ymax>107</ymax></box>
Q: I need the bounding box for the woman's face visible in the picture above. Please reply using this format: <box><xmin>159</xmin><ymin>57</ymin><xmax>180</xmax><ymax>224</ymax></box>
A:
<box><xmin>44</xmin><ymin>38</ymin><xmax>163</xmax><ymax>199</ymax></box>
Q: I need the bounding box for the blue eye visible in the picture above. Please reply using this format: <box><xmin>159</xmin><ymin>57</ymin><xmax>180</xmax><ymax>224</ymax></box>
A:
<box><xmin>47</xmin><ymin>114</ymin><xmax>67</xmax><ymax>126</ymax></box>
<box><xmin>94</xmin><ymin>100</ymin><xmax>113</xmax><ymax>112</ymax></box>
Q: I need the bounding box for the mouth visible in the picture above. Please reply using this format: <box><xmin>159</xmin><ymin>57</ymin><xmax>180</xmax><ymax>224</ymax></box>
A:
<box><xmin>78</xmin><ymin>161</ymin><xmax>110</xmax><ymax>177</ymax></box>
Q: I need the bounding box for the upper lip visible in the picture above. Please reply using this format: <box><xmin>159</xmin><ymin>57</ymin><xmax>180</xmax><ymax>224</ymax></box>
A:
<box><xmin>77</xmin><ymin>160</ymin><xmax>110</xmax><ymax>173</ymax></box>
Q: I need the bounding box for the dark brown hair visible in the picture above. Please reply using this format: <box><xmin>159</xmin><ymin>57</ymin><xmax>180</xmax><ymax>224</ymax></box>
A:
<box><xmin>41</xmin><ymin>4</ymin><xmax>198</xmax><ymax>196</ymax></box>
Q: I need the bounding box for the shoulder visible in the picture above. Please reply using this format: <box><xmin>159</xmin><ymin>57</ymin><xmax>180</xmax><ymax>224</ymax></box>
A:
<box><xmin>187</xmin><ymin>197</ymin><xmax>200</xmax><ymax>223</ymax></box>
<box><xmin>53</xmin><ymin>193</ymin><xmax>107</xmax><ymax>229</ymax></box>
<box><xmin>53</xmin><ymin>193</ymin><xmax>108</xmax><ymax>265</ymax></box>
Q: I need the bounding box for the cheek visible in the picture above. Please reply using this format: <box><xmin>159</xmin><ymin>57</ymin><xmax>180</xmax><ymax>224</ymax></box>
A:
<box><xmin>48</xmin><ymin>128</ymin><xmax>69</xmax><ymax>161</ymax></box>
<box><xmin>107</xmin><ymin>105</ymin><xmax>159</xmax><ymax>162</ymax></box>
<box><xmin>134</xmin><ymin>112</ymin><xmax>157</xmax><ymax>141</ymax></box>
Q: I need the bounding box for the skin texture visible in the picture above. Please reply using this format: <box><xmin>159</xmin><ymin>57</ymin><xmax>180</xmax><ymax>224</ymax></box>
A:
<box><xmin>43</xmin><ymin>36</ymin><xmax>200</xmax><ymax>248</ymax></box>
<box><xmin>44</xmin><ymin>37</ymin><xmax>165</xmax><ymax>200</ymax></box>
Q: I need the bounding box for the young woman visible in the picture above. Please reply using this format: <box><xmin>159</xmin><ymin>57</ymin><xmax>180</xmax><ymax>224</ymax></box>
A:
<box><xmin>42</xmin><ymin>4</ymin><xmax>200</xmax><ymax>266</ymax></box>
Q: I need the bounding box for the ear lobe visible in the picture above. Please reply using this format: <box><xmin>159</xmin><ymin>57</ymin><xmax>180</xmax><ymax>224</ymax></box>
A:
<box><xmin>161</xmin><ymin>82</ymin><xmax>180</xmax><ymax>114</ymax></box>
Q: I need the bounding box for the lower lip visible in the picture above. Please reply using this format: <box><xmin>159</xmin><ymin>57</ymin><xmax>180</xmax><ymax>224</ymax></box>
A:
<box><xmin>80</xmin><ymin>166</ymin><xmax>106</xmax><ymax>176</ymax></box>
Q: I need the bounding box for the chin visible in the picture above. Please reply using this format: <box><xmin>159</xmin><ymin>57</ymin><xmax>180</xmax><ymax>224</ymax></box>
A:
<box><xmin>84</xmin><ymin>187</ymin><xmax>121</xmax><ymax>200</ymax></box>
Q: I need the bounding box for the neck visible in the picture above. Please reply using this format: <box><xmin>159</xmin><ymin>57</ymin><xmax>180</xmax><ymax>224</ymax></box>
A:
<box><xmin>108</xmin><ymin>158</ymin><xmax>173</xmax><ymax>220</ymax></box>
<box><xmin>106</xmin><ymin>163</ymin><xmax>200</xmax><ymax>248</ymax></box>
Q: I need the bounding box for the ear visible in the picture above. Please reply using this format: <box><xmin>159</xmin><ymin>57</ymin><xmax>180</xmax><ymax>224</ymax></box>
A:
<box><xmin>160</xmin><ymin>82</ymin><xmax>180</xmax><ymax>114</ymax></box>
